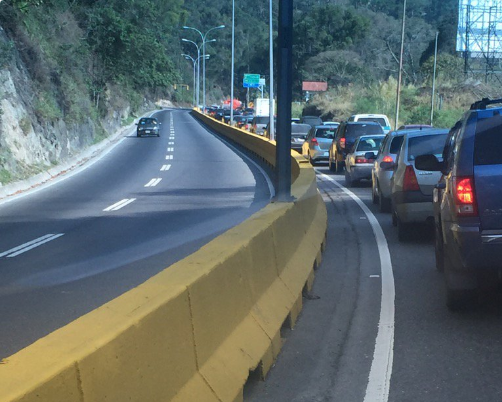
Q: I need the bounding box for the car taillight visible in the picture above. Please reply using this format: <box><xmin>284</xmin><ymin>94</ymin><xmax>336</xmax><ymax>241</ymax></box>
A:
<box><xmin>355</xmin><ymin>156</ymin><xmax>369</xmax><ymax>163</ymax></box>
<box><xmin>403</xmin><ymin>165</ymin><xmax>419</xmax><ymax>192</ymax></box>
<box><xmin>453</xmin><ymin>176</ymin><xmax>477</xmax><ymax>216</ymax></box>
<box><xmin>382</xmin><ymin>155</ymin><xmax>393</xmax><ymax>162</ymax></box>
<box><xmin>311</xmin><ymin>138</ymin><xmax>319</xmax><ymax>146</ymax></box>
<box><xmin>340</xmin><ymin>138</ymin><xmax>346</xmax><ymax>148</ymax></box>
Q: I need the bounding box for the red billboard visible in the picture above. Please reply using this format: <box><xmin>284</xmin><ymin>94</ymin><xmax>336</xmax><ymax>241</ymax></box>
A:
<box><xmin>302</xmin><ymin>81</ymin><xmax>328</xmax><ymax>92</ymax></box>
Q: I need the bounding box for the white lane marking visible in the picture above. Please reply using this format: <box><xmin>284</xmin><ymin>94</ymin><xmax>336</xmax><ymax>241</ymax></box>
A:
<box><xmin>317</xmin><ymin>172</ymin><xmax>395</xmax><ymax>402</ymax></box>
<box><xmin>166</xmin><ymin>155</ymin><xmax>173</xmax><ymax>160</ymax></box>
<box><xmin>1</xmin><ymin>234</ymin><xmax>65</xmax><ymax>258</ymax></box>
<box><xmin>145</xmin><ymin>178</ymin><xmax>162</xmax><ymax>187</ymax></box>
<box><xmin>168</xmin><ymin>142</ymin><xmax>174</xmax><ymax>145</ymax></box>
<box><xmin>161</xmin><ymin>164</ymin><xmax>171</xmax><ymax>171</ymax></box>
<box><xmin>103</xmin><ymin>198</ymin><xmax>136</xmax><ymax>212</ymax></box>
<box><xmin>167</xmin><ymin>147</ymin><xmax>174</xmax><ymax>152</ymax></box>
<box><xmin>370</xmin><ymin>275</ymin><xmax>381</xmax><ymax>278</ymax></box>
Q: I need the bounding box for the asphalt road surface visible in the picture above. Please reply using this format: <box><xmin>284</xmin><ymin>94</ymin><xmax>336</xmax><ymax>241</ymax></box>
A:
<box><xmin>246</xmin><ymin>165</ymin><xmax>502</xmax><ymax>402</ymax></box>
<box><xmin>0</xmin><ymin>109</ymin><xmax>272</xmax><ymax>359</ymax></box>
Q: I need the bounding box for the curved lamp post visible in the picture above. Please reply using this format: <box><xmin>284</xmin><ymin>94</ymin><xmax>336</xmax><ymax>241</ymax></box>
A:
<box><xmin>182</xmin><ymin>38</ymin><xmax>200</xmax><ymax>107</ymax></box>
<box><xmin>183</xmin><ymin>25</ymin><xmax>225</xmax><ymax>112</ymax></box>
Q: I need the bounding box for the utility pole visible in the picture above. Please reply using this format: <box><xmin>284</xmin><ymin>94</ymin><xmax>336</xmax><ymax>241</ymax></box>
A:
<box><xmin>269</xmin><ymin>0</ymin><xmax>275</xmax><ymax>141</ymax></box>
<box><xmin>394</xmin><ymin>0</ymin><xmax>406</xmax><ymax>130</ymax></box>
<box><xmin>430</xmin><ymin>31</ymin><xmax>439</xmax><ymax>126</ymax></box>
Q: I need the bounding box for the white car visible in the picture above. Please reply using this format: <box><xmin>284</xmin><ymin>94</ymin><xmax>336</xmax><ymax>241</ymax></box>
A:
<box><xmin>348</xmin><ymin>113</ymin><xmax>392</xmax><ymax>134</ymax></box>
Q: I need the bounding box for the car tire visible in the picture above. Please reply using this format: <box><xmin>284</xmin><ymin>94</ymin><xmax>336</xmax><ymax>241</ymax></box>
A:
<box><xmin>329</xmin><ymin>158</ymin><xmax>336</xmax><ymax>172</ymax></box>
<box><xmin>137</xmin><ymin>132</ymin><xmax>141</xmax><ymax>137</ymax></box>
<box><xmin>344</xmin><ymin>170</ymin><xmax>352</xmax><ymax>187</ymax></box>
<box><xmin>335</xmin><ymin>156</ymin><xmax>343</xmax><ymax>173</ymax></box>
<box><xmin>434</xmin><ymin>223</ymin><xmax>444</xmax><ymax>272</ymax></box>
<box><xmin>397</xmin><ymin>216</ymin><xmax>410</xmax><ymax>242</ymax></box>
<box><xmin>443</xmin><ymin>253</ymin><xmax>477</xmax><ymax>311</ymax></box>
<box><xmin>379</xmin><ymin>191</ymin><xmax>391</xmax><ymax>213</ymax></box>
<box><xmin>372</xmin><ymin>181</ymin><xmax>379</xmax><ymax>204</ymax></box>
<box><xmin>309</xmin><ymin>154</ymin><xmax>317</xmax><ymax>166</ymax></box>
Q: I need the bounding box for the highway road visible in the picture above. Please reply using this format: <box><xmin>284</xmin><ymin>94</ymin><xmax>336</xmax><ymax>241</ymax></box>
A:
<box><xmin>0</xmin><ymin>109</ymin><xmax>272</xmax><ymax>359</ymax></box>
<box><xmin>246</xmin><ymin>165</ymin><xmax>502</xmax><ymax>402</ymax></box>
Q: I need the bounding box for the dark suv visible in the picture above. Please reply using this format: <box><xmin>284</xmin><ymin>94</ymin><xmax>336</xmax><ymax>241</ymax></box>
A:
<box><xmin>329</xmin><ymin>121</ymin><xmax>383</xmax><ymax>172</ymax></box>
<box><xmin>415</xmin><ymin>98</ymin><xmax>502</xmax><ymax>310</ymax></box>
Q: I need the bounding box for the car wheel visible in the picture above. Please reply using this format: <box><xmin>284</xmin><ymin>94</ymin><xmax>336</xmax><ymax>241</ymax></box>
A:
<box><xmin>372</xmin><ymin>181</ymin><xmax>379</xmax><ymax>204</ymax></box>
<box><xmin>391</xmin><ymin>203</ymin><xmax>398</xmax><ymax>227</ymax></box>
<box><xmin>344</xmin><ymin>170</ymin><xmax>352</xmax><ymax>187</ymax></box>
<box><xmin>434</xmin><ymin>223</ymin><xmax>444</xmax><ymax>272</ymax></box>
<box><xmin>397</xmin><ymin>216</ymin><xmax>411</xmax><ymax>242</ymax></box>
<box><xmin>329</xmin><ymin>158</ymin><xmax>336</xmax><ymax>172</ymax></box>
<box><xmin>443</xmin><ymin>252</ymin><xmax>477</xmax><ymax>311</ymax></box>
<box><xmin>335</xmin><ymin>156</ymin><xmax>343</xmax><ymax>173</ymax></box>
<box><xmin>137</xmin><ymin>132</ymin><xmax>141</xmax><ymax>137</ymax></box>
<box><xmin>309</xmin><ymin>153</ymin><xmax>317</xmax><ymax>166</ymax></box>
<box><xmin>379</xmin><ymin>190</ymin><xmax>391</xmax><ymax>213</ymax></box>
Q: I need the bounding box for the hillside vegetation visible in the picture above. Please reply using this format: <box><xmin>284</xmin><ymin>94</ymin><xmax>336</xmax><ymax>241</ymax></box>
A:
<box><xmin>0</xmin><ymin>0</ymin><xmax>497</xmax><ymax>184</ymax></box>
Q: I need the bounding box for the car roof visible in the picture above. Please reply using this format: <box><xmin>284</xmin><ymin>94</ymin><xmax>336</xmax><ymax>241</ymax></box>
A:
<box><xmin>403</xmin><ymin>128</ymin><xmax>449</xmax><ymax>138</ymax></box>
<box><xmin>346</xmin><ymin>121</ymin><xmax>381</xmax><ymax>125</ymax></box>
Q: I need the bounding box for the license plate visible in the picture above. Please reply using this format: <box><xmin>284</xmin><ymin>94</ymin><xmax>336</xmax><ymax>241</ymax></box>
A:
<box><xmin>145</xmin><ymin>130</ymin><xmax>151</xmax><ymax>134</ymax></box>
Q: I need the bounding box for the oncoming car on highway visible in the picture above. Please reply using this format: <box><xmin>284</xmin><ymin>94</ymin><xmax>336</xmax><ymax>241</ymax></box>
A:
<box><xmin>136</xmin><ymin>117</ymin><xmax>161</xmax><ymax>137</ymax></box>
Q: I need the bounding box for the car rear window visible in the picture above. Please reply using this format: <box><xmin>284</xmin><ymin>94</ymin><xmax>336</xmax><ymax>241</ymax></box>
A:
<box><xmin>357</xmin><ymin>117</ymin><xmax>387</xmax><ymax>127</ymax></box>
<box><xmin>389</xmin><ymin>135</ymin><xmax>404</xmax><ymax>153</ymax></box>
<box><xmin>356</xmin><ymin>137</ymin><xmax>383</xmax><ymax>151</ymax></box>
<box><xmin>474</xmin><ymin>114</ymin><xmax>502</xmax><ymax>165</ymax></box>
<box><xmin>315</xmin><ymin>128</ymin><xmax>336</xmax><ymax>139</ymax></box>
<box><xmin>140</xmin><ymin>118</ymin><xmax>157</xmax><ymax>125</ymax></box>
<box><xmin>407</xmin><ymin>134</ymin><xmax>447</xmax><ymax>161</ymax></box>
<box><xmin>292</xmin><ymin>124</ymin><xmax>311</xmax><ymax>135</ymax></box>
<box><xmin>345</xmin><ymin>124</ymin><xmax>383</xmax><ymax>139</ymax></box>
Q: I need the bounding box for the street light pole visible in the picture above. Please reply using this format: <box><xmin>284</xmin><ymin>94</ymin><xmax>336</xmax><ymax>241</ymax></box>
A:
<box><xmin>394</xmin><ymin>0</ymin><xmax>406</xmax><ymax>130</ymax></box>
<box><xmin>269</xmin><ymin>0</ymin><xmax>275</xmax><ymax>141</ymax></box>
<box><xmin>181</xmin><ymin>54</ymin><xmax>196</xmax><ymax>106</ymax></box>
<box><xmin>230</xmin><ymin>0</ymin><xmax>235</xmax><ymax>125</ymax></box>
<box><xmin>182</xmin><ymin>38</ymin><xmax>200</xmax><ymax>107</ymax></box>
<box><xmin>183</xmin><ymin>25</ymin><xmax>225</xmax><ymax>112</ymax></box>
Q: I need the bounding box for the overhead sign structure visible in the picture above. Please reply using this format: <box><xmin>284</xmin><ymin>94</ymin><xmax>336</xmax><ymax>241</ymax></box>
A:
<box><xmin>243</xmin><ymin>74</ymin><xmax>261</xmax><ymax>88</ymax></box>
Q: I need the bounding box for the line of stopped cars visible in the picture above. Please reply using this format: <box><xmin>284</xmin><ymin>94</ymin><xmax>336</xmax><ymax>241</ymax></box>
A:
<box><xmin>301</xmin><ymin>106</ymin><xmax>502</xmax><ymax>311</ymax></box>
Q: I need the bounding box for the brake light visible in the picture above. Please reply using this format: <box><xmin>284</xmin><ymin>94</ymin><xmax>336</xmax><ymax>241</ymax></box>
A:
<box><xmin>453</xmin><ymin>176</ymin><xmax>477</xmax><ymax>216</ymax></box>
<box><xmin>356</xmin><ymin>156</ymin><xmax>369</xmax><ymax>163</ymax></box>
<box><xmin>311</xmin><ymin>138</ymin><xmax>319</xmax><ymax>146</ymax></box>
<box><xmin>340</xmin><ymin>138</ymin><xmax>346</xmax><ymax>148</ymax></box>
<box><xmin>382</xmin><ymin>156</ymin><xmax>393</xmax><ymax>162</ymax></box>
<box><xmin>403</xmin><ymin>165</ymin><xmax>419</xmax><ymax>192</ymax></box>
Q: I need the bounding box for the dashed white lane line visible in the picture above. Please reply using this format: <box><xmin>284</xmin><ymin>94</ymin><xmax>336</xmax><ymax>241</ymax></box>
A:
<box><xmin>144</xmin><ymin>178</ymin><xmax>162</xmax><ymax>187</ymax></box>
<box><xmin>317</xmin><ymin>171</ymin><xmax>395</xmax><ymax>402</ymax></box>
<box><xmin>167</xmin><ymin>147</ymin><xmax>174</xmax><ymax>152</ymax></box>
<box><xmin>103</xmin><ymin>198</ymin><xmax>136</xmax><ymax>212</ymax></box>
<box><xmin>168</xmin><ymin>142</ymin><xmax>174</xmax><ymax>145</ymax></box>
<box><xmin>165</xmin><ymin>155</ymin><xmax>173</xmax><ymax>160</ymax></box>
<box><xmin>0</xmin><ymin>233</ymin><xmax>65</xmax><ymax>258</ymax></box>
<box><xmin>161</xmin><ymin>164</ymin><xmax>171</xmax><ymax>171</ymax></box>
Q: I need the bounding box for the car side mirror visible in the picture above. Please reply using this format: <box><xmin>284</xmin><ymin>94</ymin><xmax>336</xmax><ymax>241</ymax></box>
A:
<box><xmin>364</xmin><ymin>152</ymin><xmax>377</xmax><ymax>160</ymax></box>
<box><xmin>380</xmin><ymin>161</ymin><xmax>396</xmax><ymax>170</ymax></box>
<box><xmin>415</xmin><ymin>154</ymin><xmax>443</xmax><ymax>171</ymax></box>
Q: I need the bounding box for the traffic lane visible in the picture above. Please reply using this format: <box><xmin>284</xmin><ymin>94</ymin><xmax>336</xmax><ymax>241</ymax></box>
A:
<box><xmin>245</xmin><ymin>171</ymin><xmax>381</xmax><ymax>401</ymax></box>
<box><xmin>319</xmin><ymin>168</ymin><xmax>502</xmax><ymax>402</ymax></box>
<box><xmin>0</xmin><ymin>109</ymin><xmax>271</xmax><ymax>358</ymax></box>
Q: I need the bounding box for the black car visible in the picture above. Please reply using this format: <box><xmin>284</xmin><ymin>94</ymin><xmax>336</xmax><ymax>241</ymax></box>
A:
<box><xmin>290</xmin><ymin>123</ymin><xmax>311</xmax><ymax>153</ymax></box>
<box><xmin>136</xmin><ymin>117</ymin><xmax>161</xmax><ymax>137</ymax></box>
<box><xmin>329</xmin><ymin>121</ymin><xmax>383</xmax><ymax>172</ymax></box>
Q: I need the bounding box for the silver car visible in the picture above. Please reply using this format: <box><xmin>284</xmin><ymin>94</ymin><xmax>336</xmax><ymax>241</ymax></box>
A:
<box><xmin>371</xmin><ymin>129</ymin><xmax>436</xmax><ymax>212</ymax></box>
<box><xmin>344</xmin><ymin>135</ymin><xmax>385</xmax><ymax>187</ymax></box>
<box><xmin>385</xmin><ymin>129</ymin><xmax>448</xmax><ymax>241</ymax></box>
<box><xmin>302</xmin><ymin>125</ymin><xmax>337</xmax><ymax>165</ymax></box>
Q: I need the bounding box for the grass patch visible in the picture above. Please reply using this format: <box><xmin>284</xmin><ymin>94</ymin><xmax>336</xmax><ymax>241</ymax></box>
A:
<box><xmin>0</xmin><ymin>168</ymin><xmax>12</xmax><ymax>185</ymax></box>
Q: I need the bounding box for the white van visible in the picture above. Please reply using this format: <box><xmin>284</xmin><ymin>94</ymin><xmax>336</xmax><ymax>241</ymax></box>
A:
<box><xmin>348</xmin><ymin>114</ymin><xmax>391</xmax><ymax>134</ymax></box>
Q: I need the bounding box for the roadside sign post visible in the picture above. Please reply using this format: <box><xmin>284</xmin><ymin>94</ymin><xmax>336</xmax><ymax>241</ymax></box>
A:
<box><xmin>275</xmin><ymin>0</ymin><xmax>293</xmax><ymax>201</ymax></box>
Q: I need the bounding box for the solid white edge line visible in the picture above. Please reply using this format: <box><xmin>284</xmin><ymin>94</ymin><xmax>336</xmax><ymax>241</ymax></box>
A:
<box><xmin>317</xmin><ymin>171</ymin><xmax>395</xmax><ymax>402</ymax></box>
<box><xmin>7</xmin><ymin>233</ymin><xmax>65</xmax><ymax>258</ymax></box>
<box><xmin>0</xmin><ymin>234</ymin><xmax>55</xmax><ymax>258</ymax></box>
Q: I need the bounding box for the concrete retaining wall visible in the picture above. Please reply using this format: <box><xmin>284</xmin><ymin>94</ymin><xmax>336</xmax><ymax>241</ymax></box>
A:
<box><xmin>0</xmin><ymin>111</ymin><xmax>327</xmax><ymax>402</ymax></box>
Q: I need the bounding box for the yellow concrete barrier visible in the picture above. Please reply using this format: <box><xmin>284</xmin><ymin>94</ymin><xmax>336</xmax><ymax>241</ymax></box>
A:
<box><xmin>0</xmin><ymin>110</ymin><xmax>327</xmax><ymax>402</ymax></box>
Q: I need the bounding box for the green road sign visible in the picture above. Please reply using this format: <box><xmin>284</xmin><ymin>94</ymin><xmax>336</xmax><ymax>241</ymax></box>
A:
<box><xmin>243</xmin><ymin>74</ymin><xmax>260</xmax><ymax>88</ymax></box>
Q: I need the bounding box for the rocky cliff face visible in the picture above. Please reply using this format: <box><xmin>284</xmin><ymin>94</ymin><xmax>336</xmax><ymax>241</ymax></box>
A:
<box><xmin>0</xmin><ymin>27</ymin><xmax>132</xmax><ymax>187</ymax></box>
